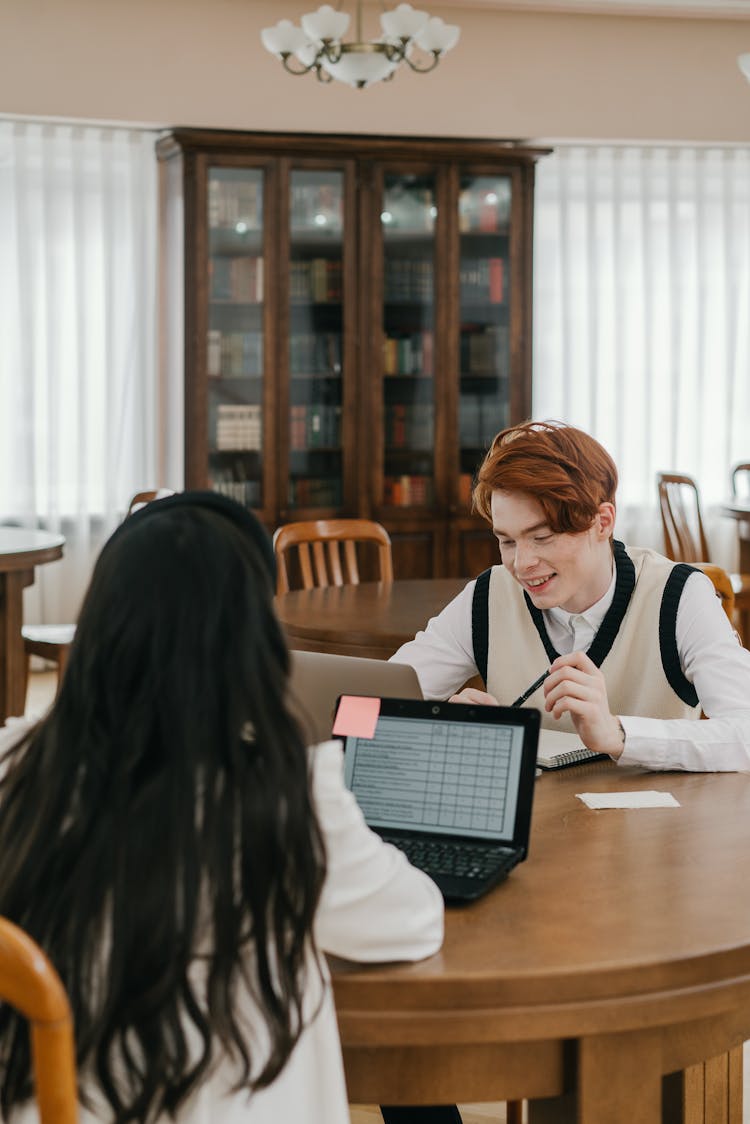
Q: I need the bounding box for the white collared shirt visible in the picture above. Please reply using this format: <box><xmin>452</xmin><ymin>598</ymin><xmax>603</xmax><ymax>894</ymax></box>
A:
<box><xmin>390</xmin><ymin>563</ymin><xmax>750</xmax><ymax>773</ymax></box>
<box><xmin>544</xmin><ymin>567</ymin><xmax>617</xmax><ymax>655</ymax></box>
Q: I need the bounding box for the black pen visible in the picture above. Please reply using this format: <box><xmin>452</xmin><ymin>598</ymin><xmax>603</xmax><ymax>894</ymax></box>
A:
<box><xmin>510</xmin><ymin>669</ymin><xmax>550</xmax><ymax>707</ymax></box>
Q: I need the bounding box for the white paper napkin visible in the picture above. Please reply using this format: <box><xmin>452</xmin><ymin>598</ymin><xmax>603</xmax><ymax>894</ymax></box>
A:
<box><xmin>576</xmin><ymin>790</ymin><xmax>680</xmax><ymax>809</ymax></box>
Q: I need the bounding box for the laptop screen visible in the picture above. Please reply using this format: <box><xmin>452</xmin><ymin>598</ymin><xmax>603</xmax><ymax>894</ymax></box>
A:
<box><xmin>340</xmin><ymin>698</ymin><xmax>539</xmax><ymax>846</ymax></box>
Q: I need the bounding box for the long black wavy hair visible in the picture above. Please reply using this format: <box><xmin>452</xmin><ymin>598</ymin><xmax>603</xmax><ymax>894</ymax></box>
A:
<box><xmin>0</xmin><ymin>492</ymin><xmax>326</xmax><ymax>1122</ymax></box>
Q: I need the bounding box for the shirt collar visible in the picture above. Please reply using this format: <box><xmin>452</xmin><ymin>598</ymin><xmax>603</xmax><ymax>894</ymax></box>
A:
<box><xmin>546</xmin><ymin>565</ymin><xmax>618</xmax><ymax>634</ymax></box>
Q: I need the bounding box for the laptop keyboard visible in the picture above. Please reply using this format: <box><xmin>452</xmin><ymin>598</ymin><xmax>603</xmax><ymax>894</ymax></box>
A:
<box><xmin>381</xmin><ymin>834</ymin><xmax>516</xmax><ymax>881</ymax></box>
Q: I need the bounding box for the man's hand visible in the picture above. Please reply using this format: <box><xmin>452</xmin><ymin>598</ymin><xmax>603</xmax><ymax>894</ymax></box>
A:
<box><xmin>449</xmin><ymin>688</ymin><xmax>499</xmax><ymax>705</ymax></box>
<box><xmin>542</xmin><ymin>651</ymin><xmax>625</xmax><ymax>759</ymax></box>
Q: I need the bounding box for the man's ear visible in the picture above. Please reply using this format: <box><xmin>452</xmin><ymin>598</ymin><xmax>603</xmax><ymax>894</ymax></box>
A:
<box><xmin>596</xmin><ymin>502</ymin><xmax>617</xmax><ymax>539</ymax></box>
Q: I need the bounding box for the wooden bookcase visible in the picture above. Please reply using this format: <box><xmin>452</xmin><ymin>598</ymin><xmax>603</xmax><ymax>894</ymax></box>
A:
<box><xmin>156</xmin><ymin>130</ymin><xmax>548</xmax><ymax>579</ymax></box>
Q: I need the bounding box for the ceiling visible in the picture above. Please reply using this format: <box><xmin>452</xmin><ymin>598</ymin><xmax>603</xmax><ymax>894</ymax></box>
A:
<box><xmin>429</xmin><ymin>0</ymin><xmax>750</xmax><ymax>16</ymax></box>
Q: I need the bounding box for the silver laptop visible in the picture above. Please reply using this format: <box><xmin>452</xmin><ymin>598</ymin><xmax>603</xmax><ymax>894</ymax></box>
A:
<box><xmin>287</xmin><ymin>651</ymin><xmax>423</xmax><ymax>745</ymax></box>
<box><xmin>335</xmin><ymin>697</ymin><xmax>540</xmax><ymax>904</ymax></box>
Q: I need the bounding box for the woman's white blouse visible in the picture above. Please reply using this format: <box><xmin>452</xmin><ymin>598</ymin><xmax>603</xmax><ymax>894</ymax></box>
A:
<box><xmin>0</xmin><ymin>725</ymin><xmax>444</xmax><ymax>1123</ymax></box>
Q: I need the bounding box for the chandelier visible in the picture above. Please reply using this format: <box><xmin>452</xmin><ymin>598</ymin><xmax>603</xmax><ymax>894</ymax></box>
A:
<box><xmin>261</xmin><ymin>2</ymin><xmax>460</xmax><ymax>89</ymax></box>
<box><xmin>740</xmin><ymin>53</ymin><xmax>750</xmax><ymax>82</ymax></box>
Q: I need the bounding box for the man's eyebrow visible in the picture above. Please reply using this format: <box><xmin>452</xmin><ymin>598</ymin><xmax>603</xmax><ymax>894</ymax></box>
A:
<box><xmin>492</xmin><ymin>520</ymin><xmax>551</xmax><ymax>537</ymax></box>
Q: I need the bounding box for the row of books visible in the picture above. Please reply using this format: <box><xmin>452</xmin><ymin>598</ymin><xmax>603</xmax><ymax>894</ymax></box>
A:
<box><xmin>460</xmin><ymin>257</ymin><xmax>505</xmax><ymax>304</ymax></box>
<box><xmin>209</xmin><ymin>475</ymin><xmax>263</xmax><ymax>508</ymax></box>
<box><xmin>288</xmin><ymin>477</ymin><xmax>342</xmax><ymax>507</ymax></box>
<box><xmin>206</xmin><ymin>327</ymin><xmax>505</xmax><ymax>380</ymax></box>
<box><xmin>208</xmin><ymin>178</ymin><xmax>263</xmax><ymax>230</ymax></box>
<box><xmin>290</xmin><ymin>258</ymin><xmax>342</xmax><ymax>302</ymax></box>
<box><xmin>207</xmin><ymin>330</ymin><xmax>263</xmax><ymax>377</ymax></box>
<box><xmin>383</xmin><ymin>474</ymin><xmax>433</xmax><ymax>506</ymax></box>
<box><xmin>290</xmin><ymin>332</ymin><xmax>342</xmax><ymax>374</ymax></box>
<box><xmin>290</xmin><ymin>404</ymin><xmax>342</xmax><ymax>449</ymax></box>
<box><xmin>214</xmin><ymin>404</ymin><xmax>262</xmax><ymax>451</ymax></box>
<box><xmin>384</xmin><ymin>258</ymin><xmax>434</xmax><ymax>302</ymax></box>
<box><xmin>383</xmin><ymin>331</ymin><xmax>433</xmax><ymax>376</ymax></box>
<box><xmin>210</xmin><ymin>256</ymin><xmax>264</xmax><ymax>302</ymax></box>
<box><xmin>459</xmin><ymin>394</ymin><xmax>506</xmax><ymax>448</ymax></box>
<box><xmin>460</xmin><ymin>325</ymin><xmax>509</xmax><ymax>376</ymax></box>
<box><xmin>385</xmin><ymin>403</ymin><xmax>434</xmax><ymax>450</ymax></box>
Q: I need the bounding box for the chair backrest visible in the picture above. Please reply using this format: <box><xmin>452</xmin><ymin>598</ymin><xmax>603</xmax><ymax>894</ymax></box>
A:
<box><xmin>656</xmin><ymin>472</ymin><xmax>711</xmax><ymax>563</ymax></box>
<box><xmin>0</xmin><ymin>917</ymin><xmax>77</xmax><ymax>1124</ymax></box>
<box><xmin>730</xmin><ymin>462</ymin><xmax>750</xmax><ymax>501</ymax></box>
<box><xmin>690</xmin><ymin>562</ymin><xmax>736</xmax><ymax>624</ymax></box>
<box><xmin>127</xmin><ymin>490</ymin><xmax>160</xmax><ymax>516</ymax></box>
<box><xmin>273</xmin><ymin>519</ymin><xmax>393</xmax><ymax>595</ymax></box>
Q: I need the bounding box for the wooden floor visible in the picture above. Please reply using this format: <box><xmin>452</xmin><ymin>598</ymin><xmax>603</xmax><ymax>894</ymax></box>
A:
<box><xmin>23</xmin><ymin>672</ymin><xmax>750</xmax><ymax>1124</ymax></box>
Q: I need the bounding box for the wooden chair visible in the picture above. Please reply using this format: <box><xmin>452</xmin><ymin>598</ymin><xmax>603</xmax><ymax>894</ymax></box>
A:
<box><xmin>22</xmin><ymin>490</ymin><xmax>162</xmax><ymax>703</ymax></box>
<box><xmin>273</xmin><ymin>519</ymin><xmax>393</xmax><ymax>596</ymax></box>
<box><xmin>127</xmin><ymin>489</ymin><xmax>160</xmax><ymax>514</ymax></box>
<box><xmin>0</xmin><ymin>916</ymin><xmax>77</xmax><ymax>1123</ymax></box>
<box><xmin>730</xmin><ymin>461</ymin><xmax>750</xmax><ymax>501</ymax></box>
<box><xmin>691</xmin><ymin>562</ymin><xmax>735</xmax><ymax>624</ymax></box>
<box><xmin>657</xmin><ymin>472</ymin><xmax>750</xmax><ymax>643</ymax></box>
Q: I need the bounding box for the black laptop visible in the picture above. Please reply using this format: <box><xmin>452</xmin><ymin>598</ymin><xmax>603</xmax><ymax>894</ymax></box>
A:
<box><xmin>335</xmin><ymin>697</ymin><xmax>540</xmax><ymax>903</ymax></box>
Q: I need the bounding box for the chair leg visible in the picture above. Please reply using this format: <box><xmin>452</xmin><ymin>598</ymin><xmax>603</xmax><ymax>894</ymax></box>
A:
<box><xmin>55</xmin><ymin>648</ymin><xmax>70</xmax><ymax>694</ymax></box>
<box><xmin>22</xmin><ymin>655</ymin><xmax>31</xmax><ymax>714</ymax></box>
<box><xmin>506</xmin><ymin>1101</ymin><xmax>524</xmax><ymax>1124</ymax></box>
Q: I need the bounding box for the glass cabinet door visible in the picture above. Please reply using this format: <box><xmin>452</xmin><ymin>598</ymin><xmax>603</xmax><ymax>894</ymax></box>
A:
<box><xmin>287</xmin><ymin>169</ymin><xmax>344</xmax><ymax>511</ymax></box>
<box><xmin>457</xmin><ymin>174</ymin><xmax>512</xmax><ymax>508</ymax></box>
<box><xmin>206</xmin><ymin>167</ymin><xmax>265</xmax><ymax>508</ymax></box>
<box><xmin>381</xmin><ymin>172</ymin><xmax>436</xmax><ymax>509</ymax></box>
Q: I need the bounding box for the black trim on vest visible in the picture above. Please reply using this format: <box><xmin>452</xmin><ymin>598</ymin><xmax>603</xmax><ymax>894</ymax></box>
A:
<box><xmin>659</xmin><ymin>564</ymin><xmax>699</xmax><ymax>707</ymax></box>
<box><xmin>472</xmin><ymin>567</ymin><xmax>492</xmax><ymax>685</ymax></box>
<box><xmin>524</xmin><ymin>540</ymin><xmax>636</xmax><ymax>668</ymax></box>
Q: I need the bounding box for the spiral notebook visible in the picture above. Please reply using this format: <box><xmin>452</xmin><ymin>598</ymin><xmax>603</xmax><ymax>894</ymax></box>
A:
<box><xmin>537</xmin><ymin>728</ymin><xmax>605</xmax><ymax>770</ymax></box>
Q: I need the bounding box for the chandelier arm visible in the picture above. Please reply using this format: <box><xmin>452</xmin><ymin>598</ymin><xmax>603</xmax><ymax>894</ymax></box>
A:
<box><xmin>382</xmin><ymin>42</ymin><xmax>406</xmax><ymax>63</ymax></box>
<box><xmin>315</xmin><ymin>64</ymin><xmax>335</xmax><ymax>83</ymax></box>
<box><xmin>402</xmin><ymin>49</ymin><xmax>442</xmax><ymax>75</ymax></box>
<box><xmin>320</xmin><ymin>41</ymin><xmax>344</xmax><ymax>64</ymax></box>
<box><xmin>280</xmin><ymin>52</ymin><xmax>319</xmax><ymax>77</ymax></box>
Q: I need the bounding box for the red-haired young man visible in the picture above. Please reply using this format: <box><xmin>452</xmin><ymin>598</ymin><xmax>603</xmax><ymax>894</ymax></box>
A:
<box><xmin>392</xmin><ymin>420</ymin><xmax>750</xmax><ymax>770</ymax></box>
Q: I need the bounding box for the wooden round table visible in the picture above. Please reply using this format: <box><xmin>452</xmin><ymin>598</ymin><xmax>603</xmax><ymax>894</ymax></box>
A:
<box><xmin>275</xmin><ymin>578</ymin><xmax>468</xmax><ymax>659</ymax></box>
<box><xmin>332</xmin><ymin>760</ymin><xmax>750</xmax><ymax>1123</ymax></box>
<box><xmin>0</xmin><ymin>528</ymin><xmax>65</xmax><ymax>723</ymax></box>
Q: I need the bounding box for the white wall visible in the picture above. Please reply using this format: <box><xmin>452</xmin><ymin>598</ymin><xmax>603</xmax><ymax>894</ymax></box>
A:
<box><xmin>1</xmin><ymin>0</ymin><xmax>749</xmax><ymax>141</ymax></box>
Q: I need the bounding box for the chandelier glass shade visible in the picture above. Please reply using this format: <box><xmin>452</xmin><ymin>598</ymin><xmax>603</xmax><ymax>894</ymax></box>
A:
<box><xmin>739</xmin><ymin>53</ymin><xmax>750</xmax><ymax>82</ymax></box>
<box><xmin>261</xmin><ymin>3</ymin><xmax>460</xmax><ymax>89</ymax></box>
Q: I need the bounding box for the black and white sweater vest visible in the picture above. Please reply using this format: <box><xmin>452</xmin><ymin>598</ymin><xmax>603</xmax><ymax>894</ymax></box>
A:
<box><xmin>471</xmin><ymin>540</ymin><xmax>701</xmax><ymax>733</ymax></box>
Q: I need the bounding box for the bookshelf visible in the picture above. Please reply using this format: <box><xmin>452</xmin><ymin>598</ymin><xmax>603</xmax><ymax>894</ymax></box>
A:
<box><xmin>157</xmin><ymin>131</ymin><xmax>548</xmax><ymax>579</ymax></box>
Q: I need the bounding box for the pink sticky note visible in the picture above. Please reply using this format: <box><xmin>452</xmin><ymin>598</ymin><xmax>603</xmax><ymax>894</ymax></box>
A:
<box><xmin>332</xmin><ymin>695</ymin><xmax>381</xmax><ymax>739</ymax></box>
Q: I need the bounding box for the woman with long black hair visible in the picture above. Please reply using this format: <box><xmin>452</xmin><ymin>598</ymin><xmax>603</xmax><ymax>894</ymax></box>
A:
<box><xmin>0</xmin><ymin>492</ymin><xmax>443</xmax><ymax>1124</ymax></box>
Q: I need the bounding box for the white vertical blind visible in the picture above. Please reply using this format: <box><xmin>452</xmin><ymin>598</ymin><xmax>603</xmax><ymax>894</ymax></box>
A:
<box><xmin>0</xmin><ymin>119</ymin><xmax>159</xmax><ymax>621</ymax></box>
<box><xmin>532</xmin><ymin>145</ymin><xmax>750</xmax><ymax>568</ymax></box>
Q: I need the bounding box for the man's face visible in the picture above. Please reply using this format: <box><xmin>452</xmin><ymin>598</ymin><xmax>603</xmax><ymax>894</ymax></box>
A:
<box><xmin>490</xmin><ymin>490</ymin><xmax>615</xmax><ymax>615</ymax></box>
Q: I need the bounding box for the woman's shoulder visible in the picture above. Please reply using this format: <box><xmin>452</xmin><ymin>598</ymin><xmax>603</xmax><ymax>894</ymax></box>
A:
<box><xmin>306</xmin><ymin>739</ymin><xmax>346</xmax><ymax>790</ymax></box>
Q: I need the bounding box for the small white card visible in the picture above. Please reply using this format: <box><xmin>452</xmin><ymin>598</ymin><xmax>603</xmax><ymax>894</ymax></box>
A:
<box><xmin>576</xmin><ymin>790</ymin><xmax>680</xmax><ymax>809</ymax></box>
